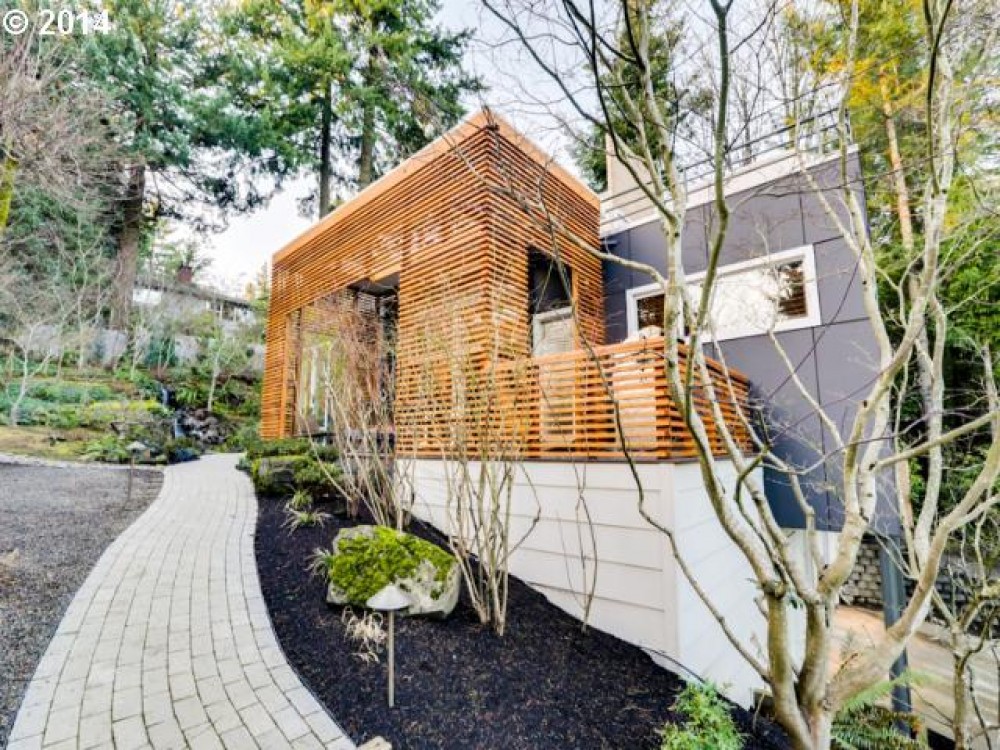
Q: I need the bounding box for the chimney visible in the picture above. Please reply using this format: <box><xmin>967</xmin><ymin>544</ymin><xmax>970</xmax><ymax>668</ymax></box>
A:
<box><xmin>176</xmin><ymin>264</ymin><xmax>194</xmax><ymax>284</ymax></box>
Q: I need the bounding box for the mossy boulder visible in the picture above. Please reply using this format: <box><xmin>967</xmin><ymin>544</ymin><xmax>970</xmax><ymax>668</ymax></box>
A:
<box><xmin>322</xmin><ymin>525</ymin><xmax>459</xmax><ymax>618</ymax></box>
<box><xmin>250</xmin><ymin>453</ymin><xmax>344</xmax><ymax>509</ymax></box>
<box><xmin>245</xmin><ymin>437</ymin><xmax>338</xmax><ymax>462</ymax></box>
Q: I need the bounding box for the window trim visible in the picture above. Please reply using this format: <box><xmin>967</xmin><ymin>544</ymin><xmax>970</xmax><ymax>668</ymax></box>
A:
<box><xmin>625</xmin><ymin>245</ymin><xmax>821</xmax><ymax>341</ymax></box>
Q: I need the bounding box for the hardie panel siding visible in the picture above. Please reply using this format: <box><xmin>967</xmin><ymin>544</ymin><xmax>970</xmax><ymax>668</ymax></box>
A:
<box><xmin>602</xmin><ymin>152</ymin><xmax>890</xmax><ymax>532</ymax></box>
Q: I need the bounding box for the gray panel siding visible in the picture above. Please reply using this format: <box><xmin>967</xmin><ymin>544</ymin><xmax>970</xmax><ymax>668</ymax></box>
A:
<box><xmin>602</xmin><ymin>152</ymin><xmax>897</xmax><ymax>532</ymax></box>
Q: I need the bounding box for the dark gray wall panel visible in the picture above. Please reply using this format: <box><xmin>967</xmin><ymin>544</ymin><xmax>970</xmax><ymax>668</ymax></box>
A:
<box><xmin>716</xmin><ymin>330</ymin><xmax>834</xmax><ymax>529</ymax></box>
<box><xmin>601</xmin><ymin>151</ymin><xmax>890</xmax><ymax>532</ymax></box>
<box><xmin>708</xmin><ymin>181</ymin><xmax>806</xmax><ymax>267</ymax></box>
<box><xmin>813</xmin><ymin>236</ymin><xmax>867</xmax><ymax>324</ymax></box>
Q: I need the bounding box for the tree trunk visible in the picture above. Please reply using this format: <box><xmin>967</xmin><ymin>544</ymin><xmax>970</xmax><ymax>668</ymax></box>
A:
<box><xmin>318</xmin><ymin>84</ymin><xmax>333</xmax><ymax>217</ymax></box>
<box><xmin>358</xmin><ymin>56</ymin><xmax>377</xmax><ymax>189</ymax></box>
<box><xmin>111</xmin><ymin>164</ymin><xmax>146</xmax><ymax>331</ymax></box>
<box><xmin>952</xmin><ymin>649</ymin><xmax>974</xmax><ymax>750</ymax></box>
<box><xmin>0</xmin><ymin>150</ymin><xmax>17</xmax><ymax>237</ymax></box>
<box><xmin>880</xmin><ymin>74</ymin><xmax>914</xmax><ymax>252</ymax></box>
<box><xmin>9</xmin><ymin>345</ymin><xmax>29</xmax><ymax>427</ymax></box>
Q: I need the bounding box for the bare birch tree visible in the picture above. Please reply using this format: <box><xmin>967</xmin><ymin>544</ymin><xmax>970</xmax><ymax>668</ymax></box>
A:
<box><xmin>471</xmin><ymin>0</ymin><xmax>999</xmax><ymax>747</ymax></box>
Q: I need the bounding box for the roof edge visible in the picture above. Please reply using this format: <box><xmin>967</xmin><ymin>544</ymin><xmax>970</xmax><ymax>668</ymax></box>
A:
<box><xmin>272</xmin><ymin>107</ymin><xmax>597</xmax><ymax>265</ymax></box>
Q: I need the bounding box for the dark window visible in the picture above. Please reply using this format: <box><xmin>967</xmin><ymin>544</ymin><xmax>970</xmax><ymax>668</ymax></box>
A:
<box><xmin>528</xmin><ymin>250</ymin><xmax>572</xmax><ymax>315</ymax></box>
<box><xmin>636</xmin><ymin>293</ymin><xmax>665</xmax><ymax>331</ymax></box>
<box><xmin>775</xmin><ymin>260</ymin><xmax>807</xmax><ymax>319</ymax></box>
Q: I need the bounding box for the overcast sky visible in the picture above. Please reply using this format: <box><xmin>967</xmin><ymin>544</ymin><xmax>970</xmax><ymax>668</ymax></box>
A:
<box><xmin>200</xmin><ymin>0</ymin><xmax>583</xmax><ymax>295</ymax></box>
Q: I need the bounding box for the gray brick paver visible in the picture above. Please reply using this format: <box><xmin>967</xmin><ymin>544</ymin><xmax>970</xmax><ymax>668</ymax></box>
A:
<box><xmin>10</xmin><ymin>455</ymin><xmax>354</xmax><ymax>749</ymax></box>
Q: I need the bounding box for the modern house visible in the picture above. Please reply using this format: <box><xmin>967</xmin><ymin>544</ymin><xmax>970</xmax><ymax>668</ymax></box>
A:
<box><xmin>260</xmin><ymin>109</ymin><xmax>883</xmax><ymax>705</ymax></box>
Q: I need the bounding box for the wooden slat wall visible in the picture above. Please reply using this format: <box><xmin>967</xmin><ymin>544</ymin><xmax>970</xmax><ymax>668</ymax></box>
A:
<box><xmin>263</xmin><ymin>117</ymin><xmax>602</xmax><ymax>439</ymax></box>
<box><xmin>401</xmin><ymin>335</ymin><xmax>750</xmax><ymax>461</ymax></box>
<box><xmin>262</xmin><ymin>112</ymin><xmax>750</xmax><ymax>462</ymax></box>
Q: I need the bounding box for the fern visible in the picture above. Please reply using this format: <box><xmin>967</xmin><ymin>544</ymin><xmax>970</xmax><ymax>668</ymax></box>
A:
<box><xmin>832</xmin><ymin>672</ymin><xmax>929</xmax><ymax>750</ymax></box>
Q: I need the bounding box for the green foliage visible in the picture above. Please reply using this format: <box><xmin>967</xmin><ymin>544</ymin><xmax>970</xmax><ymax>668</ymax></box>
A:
<box><xmin>289</xmin><ymin>490</ymin><xmax>313</xmax><ymax>511</ymax></box>
<box><xmin>245</xmin><ymin>437</ymin><xmax>338</xmax><ymax>462</ymax></box>
<box><xmin>283</xmin><ymin>506</ymin><xmax>330</xmax><ymax>531</ymax></box>
<box><xmin>658</xmin><ymin>683</ymin><xmax>743</xmax><ymax>750</ymax></box>
<box><xmin>219</xmin><ymin>0</ymin><xmax>481</xmax><ymax>212</ymax></box>
<box><xmin>249</xmin><ymin>453</ymin><xmax>342</xmax><ymax>498</ymax></box>
<box><xmin>26</xmin><ymin>381</ymin><xmax>116</xmax><ymax>404</ymax></box>
<box><xmin>0</xmin><ymin>380</ymin><xmax>162</xmax><ymax>429</ymax></box>
<box><xmin>145</xmin><ymin>337</ymin><xmax>178</xmax><ymax>370</ymax></box>
<box><xmin>832</xmin><ymin>673</ymin><xmax>928</xmax><ymax>750</ymax></box>
<box><xmin>78</xmin><ymin>399</ymin><xmax>169</xmax><ymax>428</ymax></box>
<box><xmin>226</xmin><ymin>422</ymin><xmax>260</xmax><ymax>455</ymax></box>
<box><xmin>162</xmin><ymin>436</ymin><xmax>203</xmax><ymax>463</ymax></box>
<box><xmin>80</xmin><ymin>0</ymin><xmax>277</xmax><ymax>229</ymax></box>
<box><xmin>82</xmin><ymin>435</ymin><xmax>132</xmax><ymax>464</ymax></box>
<box><xmin>573</xmin><ymin>3</ymin><xmax>710</xmax><ymax>192</ymax></box>
<box><xmin>174</xmin><ymin>381</ymin><xmax>206</xmax><ymax>408</ymax></box>
<box><xmin>315</xmin><ymin>526</ymin><xmax>455</xmax><ymax>606</ymax></box>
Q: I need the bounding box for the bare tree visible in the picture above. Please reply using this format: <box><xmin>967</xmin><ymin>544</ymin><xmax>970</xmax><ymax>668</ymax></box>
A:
<box><xmin>472</xmin><ymin>0</ymin><xmax>999</xmax><ymax>747</ymax></box>
<box><xmin>0</xmin><ymin>255</ymin><xmax>73</xmax><ymax>425</ymax></box>
<box><xmin>403</xmin><ymin>289</ymin><xmax>544</xmax><ymax>636</ymax></box>
<box><xmin>0</xmin><ymin>28</ymin><xmax>119</xmax><ymax>238</ymax></box>
<box><xmin>296</xmin><ymin>291</ymin><xmax>408</xmax><ymax>528</ymax></box>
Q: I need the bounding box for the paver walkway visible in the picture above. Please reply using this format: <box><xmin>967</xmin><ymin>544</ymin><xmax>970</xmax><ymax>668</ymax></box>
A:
<box><xmin>7</xmin><ymin>454</ymin><xmax>354</xmax><ymax>750</ymax></box>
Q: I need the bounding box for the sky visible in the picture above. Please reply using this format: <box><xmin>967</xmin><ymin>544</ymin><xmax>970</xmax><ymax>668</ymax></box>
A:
<box><xmin>199</xmin><ymin>0</ymin><xmax>583</xmax><ymax>295</ymax></box>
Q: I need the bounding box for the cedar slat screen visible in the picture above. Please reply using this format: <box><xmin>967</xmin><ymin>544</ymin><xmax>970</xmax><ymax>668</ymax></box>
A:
<box><xmin>263</xmin><ymin>111</ymin><xmax>752</xmax><ymax>462</ymax></box>
<box><xmin>396</xmin><ymin>335</ymin><xmax>751</xmax><ymax>461</ymax></box>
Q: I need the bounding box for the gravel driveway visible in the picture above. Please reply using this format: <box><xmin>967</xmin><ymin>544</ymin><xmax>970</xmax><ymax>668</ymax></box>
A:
<box><xmin>0</xmin><ymin>459</ymin><xmax>162</xmax><ymax>747</ymax></box>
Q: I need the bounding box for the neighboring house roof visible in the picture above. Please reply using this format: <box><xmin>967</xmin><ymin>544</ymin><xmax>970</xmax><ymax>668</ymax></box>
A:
<box><xmin>134</xmin><ymin>275</ymin><xmax>252</xmax><ymax>310</ymax></box>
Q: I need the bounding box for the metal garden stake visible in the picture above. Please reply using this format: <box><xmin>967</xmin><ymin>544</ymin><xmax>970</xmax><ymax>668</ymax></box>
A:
<box><xmin>366</xmin><ymin>584</ymin><xmax>410</xmax><ymax>708</ymax></box>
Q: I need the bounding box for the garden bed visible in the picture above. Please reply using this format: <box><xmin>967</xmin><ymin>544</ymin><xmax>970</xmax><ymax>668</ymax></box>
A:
<box><xmin>255</xmin><ymin>496</ymin><xmax>790</xmax><ymax>749</ymax></box>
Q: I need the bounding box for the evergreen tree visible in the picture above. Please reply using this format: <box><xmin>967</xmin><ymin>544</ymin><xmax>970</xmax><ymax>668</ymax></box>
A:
<box><xmin>221</xmin><ymin>0</ymin><xmax>481</xmax><ymax>217</ymax></box>
<box><xmin>82</xmin><ymin>0</ymin><xmax>290</xmax><ymax>329</ymax></box>
<box><xmin>572</xmin><ymin>3</ymin><xmax>708</xmax><ymax>193</ymax></box>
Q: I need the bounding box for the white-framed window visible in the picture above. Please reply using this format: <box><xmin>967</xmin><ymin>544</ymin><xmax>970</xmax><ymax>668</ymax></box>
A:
<box><xmin>625</xmin><ymin>245</ymin><xmax>821</xmax><ymax>341</ymax></box>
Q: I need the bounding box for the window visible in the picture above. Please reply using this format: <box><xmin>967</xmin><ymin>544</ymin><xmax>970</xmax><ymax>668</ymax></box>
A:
<box><xmin>532</xmin><ymin>308</ymin><xmax>575</xmax><ymax>357</ymax></box>
<box><xmin>635</xmin><ymin>293</ymin><xmax>666</xmax><ymax>332</ymax></box>
<box><xmin>529</xmin><ymin>249</ymin><xmax>575</xmax><ymax>356</ymax></box>
<box><xmin>626</xmin><ymin>246</ymin><xmax>820</xmax><ymax>341</ymax></box>
<box><xmin>529</xmin><ymin>249</ymin><xmax>572</xmax><ymax>314</ymax></box>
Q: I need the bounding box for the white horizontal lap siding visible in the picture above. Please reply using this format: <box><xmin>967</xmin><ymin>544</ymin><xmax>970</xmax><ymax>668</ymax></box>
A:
<box><xmin>401</xmin><ymin>458</ymin><xmax>765</xmax><ymax>707</ymax></box>
<box><xmin>670</xmin><ymin>462</ymin><xmax>767</xmax><ymax>706</ymax></box>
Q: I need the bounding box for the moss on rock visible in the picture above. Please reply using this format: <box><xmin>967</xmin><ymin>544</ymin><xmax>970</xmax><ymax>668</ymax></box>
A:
<box><xmin>322</xmin><ymin>525</ymin><xmax>459</xmax><ymax>617</ymax></box>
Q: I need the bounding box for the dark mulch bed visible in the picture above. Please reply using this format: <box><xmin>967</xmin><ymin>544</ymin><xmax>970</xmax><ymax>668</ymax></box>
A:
<box><xmin>0</xmin><ymin>461</ymin><xmax>162</xmax><ymax>747</ymax></box>
<box><xmin>255</xmin><ymin>496</ymin><xmax>790</xmax><ymax>750</ymax></box>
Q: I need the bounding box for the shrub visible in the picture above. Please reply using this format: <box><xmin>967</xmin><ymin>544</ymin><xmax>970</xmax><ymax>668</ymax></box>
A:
<box><xmin>832</xmin><ymin>673</ymin><xmax>928</xmax><ymax>749</ymax></box>
<box><xmin>145</xmin><ymin>337</ymin><xmax>178</xmax><ymax>369</ymax></box>
<box><xmin>249</xmin><ymin>453</ymin><xmax>342</xmax><ymax>498</ymax></box>
<box><xmin>659</xmin><ymin>683</ymin><xmax>743</xmax><ymax>750</ymax></box>
<box><xmin>225</xmin><ymin>421</ymin><xmax>259</xmax><ymax>453</ymax></box>
<box><xmin>79</xmin><ymin>399</ymin><xmax>169</xmax><ymax>429</ymax></box>
<box><xmin>245</xmin><ymin>437</ymin><xmax>338</xmax><ymax>462</ymax></box>
<box><xmin>27</xmin><ymin>381</ymin><xmax>116</xmax><ymax>404</ymax></box>
<box><xmin>162</xmin><ymin>437</ymin><xmax>203</xmax><ymax>463</ymax></box>
<box><xmin>289</xmin><ymin>490</ymin><xmax>313</xmax><ymax>510</ymax></box>
<box><xmin>283</xmin><ymin>506</ymin><xmax>331</xmax><ymax>530</ymax></box>
<box><xmin>83</xmin><ymin>435</ymin><xmax>132</xmax><ymax>464</ymax></box>
<box><xmin>315</xmin><ymin>525</ymin><xmax>455</xmax><ymax>606</ymax></box>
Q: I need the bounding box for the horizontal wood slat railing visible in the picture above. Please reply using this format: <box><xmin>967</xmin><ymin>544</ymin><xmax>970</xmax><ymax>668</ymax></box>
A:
<box><xmin>396</xmin><ymin>336</ymin><xmax>752</xmax><ymax>461</ymax></box>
